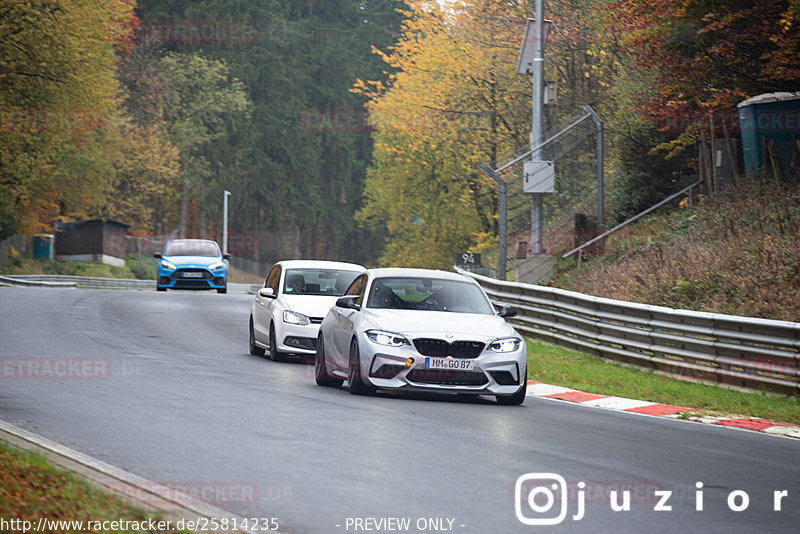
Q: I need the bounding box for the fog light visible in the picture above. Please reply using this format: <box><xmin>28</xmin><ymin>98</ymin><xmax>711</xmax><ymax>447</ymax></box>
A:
<box><xmin>405</xmin><ymin>358</ymin><xmax>414</xmax><ymax>368</ymax></box>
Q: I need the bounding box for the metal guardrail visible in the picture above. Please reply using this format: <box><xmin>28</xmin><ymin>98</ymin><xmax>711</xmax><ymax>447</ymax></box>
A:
<box><xmin>0</xmin><ymin>275</ymin><xmax>77</xmax><ymax>288</ymax></box>
<box><xmin>0</xmin><ymin>275</ymin><xmax>259</xmax><ymax>295</ymax></box>
<box><xmin>457</xmin><ymin>268</ymin><xmax>800</xmax><ymax>395</ymax></box>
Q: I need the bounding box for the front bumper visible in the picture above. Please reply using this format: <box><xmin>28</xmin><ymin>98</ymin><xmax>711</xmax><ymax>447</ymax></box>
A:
<box><xmin>157</xmin><ymin>267</ymin><xmax>227</xmax><ymax>290</ymax></box>
<box><xmin>358</xmin><ymin>333</ymin><xmax>527</xmax><ymax>396</ymax></box>
<box><xmin>275</xmin><ymin>321</ymin><xmax>320</xmax><ymax>355</ymax></box>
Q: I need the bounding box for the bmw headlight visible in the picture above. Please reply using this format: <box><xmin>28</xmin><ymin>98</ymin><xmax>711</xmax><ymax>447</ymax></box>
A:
<box><xmin>160</xmin><ymin>259</ymin><xmax>177</xmax><ymax>270</ymax></box>
<box><xmin>283</xmin><ymin>310</ymin><xmax>310</xmax><ymax>326</ymax></box>
<box><xmin>366</xmin><ymin>330</ymin><xmax>409</xmax><ymax>347</ymax></box>
<box><xmin>208</xmin><ymin>261</ymin><xmax>225</xmax><ymax>271</ymax></box>
<box><xmin>490</xmin><ymin>337</ymin><xmax>522</xmax><ymax>353</ymax></box>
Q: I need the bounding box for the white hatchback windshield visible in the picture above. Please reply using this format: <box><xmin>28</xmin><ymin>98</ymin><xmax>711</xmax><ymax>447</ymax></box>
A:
<box><xmin>283</xmin><ymin>269</ymin><xmax>362</xmax><ymax>296</ymax></box>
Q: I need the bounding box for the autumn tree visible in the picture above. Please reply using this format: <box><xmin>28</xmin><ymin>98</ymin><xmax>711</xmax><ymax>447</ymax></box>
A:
<box><xmin>606</xmin><ymin>0</ymin><xmax>800</xmax><ymax>138</ymax></box>
<box><xmin>135</xmin><ymin>0</ymin><xmax>405</xmax><ymax>264</ymax></box>
<box><xmin>355</xmin><ymin>0</ymin><xmax>534</xmax><ymax>269</ymax></box>
<box><xmin>156</xmin><ymin>52</ymin><xmax>251</xmax><ymax>237</ymax></box>
<box><xmin>0</xmin><ymin>0</ymin><xmax>136</xmax><ymax>240</ymax></box>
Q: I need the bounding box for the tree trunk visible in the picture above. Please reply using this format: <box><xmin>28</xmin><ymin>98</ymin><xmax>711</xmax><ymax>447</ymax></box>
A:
<box><xmin>709</xmin><ymin>117</ymin><xmax>717</xmax><ymax>193</ymax></box>
<box><xmin>765</xmin><ymin>137</ymin><xmax>783</xmax><ymax>183</ymax></box>
<box><xmin>699</xmin><ymin>133</ymin><xmax>711</xmax><ymax>195</ymax></box>
<box><xmin>722</xmin><ymin>126</ymin><xmax>740</xmax><ymax>183</ymax></box>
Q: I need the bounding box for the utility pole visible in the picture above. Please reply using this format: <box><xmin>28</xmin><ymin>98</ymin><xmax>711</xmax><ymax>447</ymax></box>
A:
<box><xmin>530</xmin><ymin>0</ymin><xmax>545</xmax><ymax>254</ymax></box>
<box><xmin>223</xmin><ymin>190</ymin><xmax>230</xmax><ymax>255</ymax></box>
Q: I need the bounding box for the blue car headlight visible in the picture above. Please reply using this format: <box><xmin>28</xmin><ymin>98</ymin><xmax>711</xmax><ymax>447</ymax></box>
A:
<box><xmin>366</xmin><ymin>330</ymin><xmax>409</xmax><ymax>347</ymax></box>
<box><xmin>160</xmin><ymin>259</ymin><xmax>177</xmax><ymax>270</ymax></box>
<box><xmin>208</xmin><ymin>261</ymin><xmax>225</xmax><ymax>271</ymax></box>
<box><xmin>489</xmin><ymin>337</ymin><xmax>522</xmax><ymax>353</ymax></box>
<box><xmin>283</xmin><ymin>310</ymin><xmax>310</xmax><ymax>326</ymax></box>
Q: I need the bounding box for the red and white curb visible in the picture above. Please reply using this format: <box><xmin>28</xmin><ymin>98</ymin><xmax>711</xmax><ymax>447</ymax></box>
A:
<box><xmin>526</xmin><ymin>380</ymin><xmax>800</xmax><ymax>439</ymax></box>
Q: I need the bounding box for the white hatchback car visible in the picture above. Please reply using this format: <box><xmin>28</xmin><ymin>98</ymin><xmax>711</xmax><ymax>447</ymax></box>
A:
<box><xmin>315</xmin><ymin>268</ymin><xmax>527</xmax><ymax>405</ymax></box>
<box><xmin>249</xmin><ymin>260</ymin><xmax>366</xmax><ymax>361</ymax></box>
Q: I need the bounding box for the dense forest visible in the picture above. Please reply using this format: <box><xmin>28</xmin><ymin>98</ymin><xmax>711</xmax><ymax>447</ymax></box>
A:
<box><xmin>1</xmin><ymin>0</ymin><xmax>798</xmax><ymax>269</ymax></box>
<box><xmin>1</xmin><ymin>0</ymin><xmax>404</xmax><ymax>265</ymax></box>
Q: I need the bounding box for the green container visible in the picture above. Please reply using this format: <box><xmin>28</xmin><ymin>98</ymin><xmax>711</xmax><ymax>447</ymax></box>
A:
<box><xmin>33</xmin><ymin>234</ymin><xmax>54</xmax><ymax>260</ymax></box>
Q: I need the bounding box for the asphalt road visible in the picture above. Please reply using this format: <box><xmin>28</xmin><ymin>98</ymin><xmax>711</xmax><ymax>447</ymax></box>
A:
<box><xmin>1</xmin><ymin>287</ymin><xmax>798</xmax><ymax>533</ymax></box>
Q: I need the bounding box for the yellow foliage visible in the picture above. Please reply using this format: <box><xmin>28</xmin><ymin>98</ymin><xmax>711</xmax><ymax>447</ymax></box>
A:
<box><xmin>356</xmin><ymin>0</ymin><xmax>533</xmax><ymax>269</ymax></box>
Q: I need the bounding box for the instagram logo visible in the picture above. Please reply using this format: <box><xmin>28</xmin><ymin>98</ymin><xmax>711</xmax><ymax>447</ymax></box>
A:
<box><xmin>515</xmin><ymin>473</ymin><xmax>578</xmax><ymax>525</ymax></box>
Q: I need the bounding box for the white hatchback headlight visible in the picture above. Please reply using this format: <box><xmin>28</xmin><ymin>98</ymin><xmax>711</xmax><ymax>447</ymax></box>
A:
<box><xmin>160</xmin><ymin>259</ymin><xmax>177</xmax><ymax>270</ymax></box>
<box><xmin>208</xmin><ymin>261</ymin><xmax>225</xmax><ymax>271</ymax></box>
<box><xmin>283</xmin><ymin>310</ymin><xmax>310</xmax><ymax>326</ymax></box>
<box><xmin>366</xmin><ymin>330</ymin><xmax>409</xmax><ymax>347</ymax></box>
<box><xmin>489</xmin><ymin>337</ymin><xmax>522</xmax><ymax>353</ymax></box>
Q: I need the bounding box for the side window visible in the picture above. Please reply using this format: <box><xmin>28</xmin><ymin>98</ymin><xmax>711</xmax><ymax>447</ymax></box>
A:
<box><xmin>265</xmin><ymin>265</ymin><xmax>281</xmax><ymax>292</ymax></box>
<box><xmin>345</xmin><ymin>274</ymin><xmax>367</xmax><ymax>305</ymax></box>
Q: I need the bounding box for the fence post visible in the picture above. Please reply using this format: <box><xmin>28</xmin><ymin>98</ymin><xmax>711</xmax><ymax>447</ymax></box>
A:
<box><xmin>480</xmin><ymin>164</ymin><xmax>507</xmax><ymax>280</ymax></box>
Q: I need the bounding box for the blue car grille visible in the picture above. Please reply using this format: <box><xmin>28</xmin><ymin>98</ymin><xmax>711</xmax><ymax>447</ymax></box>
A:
<box><xmin>171</xmin><ymin>269</ymin><xmax>212</xmax><ymax>280</ymax></box>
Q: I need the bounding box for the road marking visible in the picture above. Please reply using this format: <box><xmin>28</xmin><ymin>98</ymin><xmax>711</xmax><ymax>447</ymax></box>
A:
<box><xmin>527</xmin><ymin>382</ymin><xmax>576</xmax><ymax>396</ymax></box>
<box><xmin>581</xmin><ymin>397</ymin><xmax>658</xmax><ymax>411</ymax></box>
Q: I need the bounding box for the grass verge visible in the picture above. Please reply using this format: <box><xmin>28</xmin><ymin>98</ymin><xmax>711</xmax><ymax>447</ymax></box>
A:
<box><xmin>526</xmin><ymin>338</ymin><xmax>800</xmax><ymax>425</ymax></box>
<box><xmin>0</xmin><ymin>256</ymin><xmax>150</xmax><ymax>280</ymax></box>
<box><xmin>0</xmin><ymin>440</ymin><xmax>188</xmax><ymax>533</ymax></box>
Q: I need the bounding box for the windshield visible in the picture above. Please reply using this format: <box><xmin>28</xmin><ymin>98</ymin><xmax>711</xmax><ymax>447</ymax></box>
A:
<box><xmin>366</xmin><ymin>277</ymin><xmax>494</xmax><ymax>314</ymax></box>
<box><xmin>163</xmin><ymin>240</ymin><xmax>220</xmax><ymax>257</ymax></box>
<box><xmin>283</xmin><ymin>269</ymin><xmax>362</xmax><ymax>296</ymax></box>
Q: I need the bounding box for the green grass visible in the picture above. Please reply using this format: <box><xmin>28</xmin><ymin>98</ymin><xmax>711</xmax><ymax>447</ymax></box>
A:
<box><xmin>0</xmin><ymin>440</ymin><xmax>190</xmax><ymax>533</ymax></box>
<box><xmin>526</xmin><ymin>338</ymin><xmax>800</xmax><ymax>424</ymax></box>
<box><xmin>552</xmin><ymin>179</ymin><xmax>800</xmax><ymax>321</ymax></box>
<box><xmin>0</xmin><ymin>255</ymin><xmax>157</xmax><ymax>280</ymax></box>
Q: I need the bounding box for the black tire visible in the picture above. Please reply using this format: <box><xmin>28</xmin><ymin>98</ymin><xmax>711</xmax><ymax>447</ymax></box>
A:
<box><xmin>217</xmin><ymin>286</ymin><xmax>227</xmax><ymax>294</ymax></box>
<box><xmin>249</xmin><ymin>317</ymin><xmax>266</xmax><ymax>356</ymax></box>
<box><xmin>347</xmin><ymin>339</ymin><xmax>372</xmax><ymax>395</ymax></box>
<box><xmin>315</xmin><ymin>336</ymin><xmax>343</xmax><ymax>388</ymax></box>
<box><xmin>269</xmin><ymin>323</ymin><xmax>285</xmax><ymax>362</ymax></box>
<box><xmin>157</xmin><ymin>285</ymin><xmax>166</xmax><ymax>292</ymax></box>
<box><xmin>496</xmin><ymin>376</ymin><xmax>527</xmax><ymax>406</ymax></box>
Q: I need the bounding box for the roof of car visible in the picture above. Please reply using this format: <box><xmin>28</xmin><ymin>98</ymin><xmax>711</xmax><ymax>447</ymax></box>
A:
<box><xmin>275</xmin><ymin>259</ymin><xmax>366</xmax><ymax>271</ymax></box>
<box><xmin>166</xmin><ymin>238</ymin><xmax>218</xmax><ymax>244</ymax></box>
<box><xmin>368</xmin><ymin>267</ymin><xmax>472</xmax><ymax>282</ymax></box>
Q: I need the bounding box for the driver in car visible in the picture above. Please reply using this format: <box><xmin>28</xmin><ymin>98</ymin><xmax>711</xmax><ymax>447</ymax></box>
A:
<box><xmin>287</xmin><ymin>274</ymin><xmax>305</xmax><ymax>294</ymax></box>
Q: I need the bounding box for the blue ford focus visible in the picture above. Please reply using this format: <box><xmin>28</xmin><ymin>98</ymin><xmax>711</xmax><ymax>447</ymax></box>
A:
<box><xmin>154</xmin><ymin>239</ymin><xmax>230</xmax><ymax>293</ymax></box>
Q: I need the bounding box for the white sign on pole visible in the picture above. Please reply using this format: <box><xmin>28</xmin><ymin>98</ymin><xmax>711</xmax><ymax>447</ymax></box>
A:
<box><xmin>523</xmin><ymin>161</ymin><xmax>555</xmax><ymax>193</ymax></box>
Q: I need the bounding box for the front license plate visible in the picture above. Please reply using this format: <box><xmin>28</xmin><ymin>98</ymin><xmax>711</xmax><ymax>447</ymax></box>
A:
<box><xmin>182</xmin><ymin>272</ymin><xmax>203</xmax><ymax>278</ymax></box>
<box><xmin>424</xmin><ymin>357</ymin><xmax>474</xmax><ymax>371</ymax></box>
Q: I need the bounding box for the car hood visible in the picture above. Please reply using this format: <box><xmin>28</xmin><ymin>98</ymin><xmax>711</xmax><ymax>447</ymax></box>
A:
<box><xmin>282</xmin><ymin>295</ymin><xmax>341</xmax><ymax>320</ymax></box>
<box><xmin>362</xmin><ymin>309</ymin><xmax>517</xmax><ymax>342</ymax></box>
<box><xmin>163</xmin><ymin>255</ymin><xmax>222</xmax><ymax>268</ymax></box>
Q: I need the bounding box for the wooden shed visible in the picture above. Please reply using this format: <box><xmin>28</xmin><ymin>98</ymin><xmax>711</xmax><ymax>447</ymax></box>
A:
<box><xmin>54</xmin><ymin>219</ymin><xmax>130</xmax><ymax>267</ymax></box>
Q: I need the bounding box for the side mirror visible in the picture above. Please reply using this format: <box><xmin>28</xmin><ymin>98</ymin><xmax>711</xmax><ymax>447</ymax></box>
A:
<box><xmin>496</xmin><ymin>305</ymin><xmax>517</xmax><ymax>318</ymax></box>
<box><xmin>153</xmin><ymin>253</ymin><xmax>162</xmax><ymax>259</ymax></box>
<box><xmin>258</xmin><ymin>287</ymin><xmax>276</xmax><ymax>299</ymax></box>
<box><xmin>223</xmin><ymin>253</ymin><xmax>231</xmax><ymax>260</ymax></box>
<box><xmin>336</xmin><ymin>296</ymin><xmax>361</xmax><ymax>310</ymax></box>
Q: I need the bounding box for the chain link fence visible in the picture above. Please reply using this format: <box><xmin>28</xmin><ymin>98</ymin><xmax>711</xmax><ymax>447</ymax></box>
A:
<box><xmin>481</xmin><ymin>107</ymin><xmax>603</xmax><ymax>283</ymax></box>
